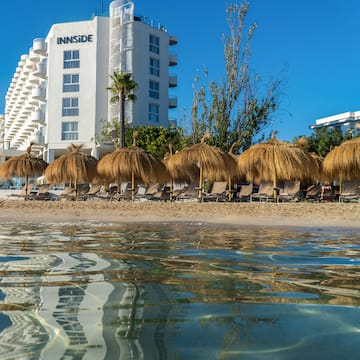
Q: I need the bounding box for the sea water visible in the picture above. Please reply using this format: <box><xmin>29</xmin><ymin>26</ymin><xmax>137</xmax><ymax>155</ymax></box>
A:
<box><xmin>0</xmin><ymin>222</ymin><xmax>358</xmax><ymax>359</ymax></box>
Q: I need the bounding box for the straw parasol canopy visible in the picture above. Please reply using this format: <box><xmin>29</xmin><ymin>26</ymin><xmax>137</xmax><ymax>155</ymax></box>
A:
<box><xmin>323</xmin><ymin>136</ymin><xmax>360</xmax><ymax>184</ymax></box>
<box><xmin>167</xmin><ymin>132</ymin><xmax>237</xmax><ymax>201</ymax></box>
<box><xmin>164</xmin><ymin>144</ymin><xmax>199</xmax><ymax>201</ymax></box>
<box><xmin>45</xmin><ymin>144</ymin><xmax>98</xmax><ymax>194</ymax></box>
<box><xmin>0</xmin><ymin>142</ymin><xmax>48</xmax><ymax>198</ymax></box>
<box><xmin>238</xmin><ymin>132</ymin><xmax>320</xmax><ymax>201</ymax></box>
<box><xmin>97</xmin><ymin>131</ymin><xmax>170</xmax><ymax>201</ymax></box>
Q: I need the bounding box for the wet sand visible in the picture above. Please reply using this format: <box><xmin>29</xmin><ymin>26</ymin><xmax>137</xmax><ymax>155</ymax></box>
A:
<box><xmin>0</xmin><ymin>199</ymin><xmax>359</xmax><ymax>229</ymax></box>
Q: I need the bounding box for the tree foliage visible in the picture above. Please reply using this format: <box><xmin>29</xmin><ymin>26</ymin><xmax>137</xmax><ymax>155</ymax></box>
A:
<box><xmin>107</xmin><ymin>72</ymin><xmax>138</xmax><ymax>148</ymax></box>
<box><xmin>191</xmin><ymin>1</ymin><xmax>284</xmax><ymax>153</ymax></box>
<box><xmin>98</xmin><ymin>119</ymin><xmax>186</xmax><ymax>159</ymax></box>
<box><xmin>293</xmin><ymin>127</ymin><xmax>344</xmax><ymax>157</ymax></box>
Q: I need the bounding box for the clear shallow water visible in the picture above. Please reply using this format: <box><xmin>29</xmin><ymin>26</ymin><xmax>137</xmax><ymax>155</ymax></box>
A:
<box><xmin>0</xmin><ymin>222</ymin><xmax>358</xmax><ymax>359</ymax></box>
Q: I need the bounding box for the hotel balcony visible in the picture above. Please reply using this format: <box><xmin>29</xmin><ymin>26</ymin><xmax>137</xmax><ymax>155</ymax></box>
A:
<box><xmin>29</xmin><ymin>74</ymin><xmax>40</xmax><ymax>85</ymax></box>
<box><xmin>28</xmin><ymin>48</ymin><xmax>40</xmax><ymax>62</ymax></box>
<box><xmin>33</xmin><ymin>62</ymin><xmax>47</xmax><ymax>79</ymax></box>
<box><xmin>25</xmin><ymin>58</ymin><xmax>36</xmax><ymax>72</ymax></box>
<box><xmin>169</xmin><ymin>53</ymin><xmax>178</xmax><ymax>66</ymax></box>
<box><xmin>169</xmin><ymin>75</ymin><xmax>178</xmax><ymax>88</ymax></box>
<box><xmin>169</xmin><ymin>35</ymin><xmax>178</xmax><ymax>46</ymax></box>
<box><xmin>168</xmin><ymin>97</ymin><xmax>177</xmax><ymax>109</ymax></box>
<box><xmin>29</xmin><ymin>96</ymin><xmax>40</xmax><ymax>106</ymax></box>
<box><xmin>33</xmin><ymin>38</ymin><xmax>47</xmax><ymax>56</ymax></box>
<box><xmin>30</xmin><ymin>133</ymin><xmax>45</xmax><ymax>145</ymax></box>
<box><xmin>25</xmin><ymin>79</ymin><xmax>34</xmax><ymax>90</ymax></box>
<box><xmin>30</xmin><ymin>109</ymin><xmax>45</xmax><ymax>124</ymax></box>
<box><xmin>31</xmin><ymin>86</ymin><xmax>46</xmax><ymax>101</ymax></box>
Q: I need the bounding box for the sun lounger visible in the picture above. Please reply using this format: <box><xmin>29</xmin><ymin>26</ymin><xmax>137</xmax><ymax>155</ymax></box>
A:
<box><xmin>176</xmin><ymin>183</ymin><xmax>200</xmax><ymax>201</ymax></box>
<box><xmin>147</xmin><ymin>185</ymin><xmax>170</xmax><ymax>201</ymax></box>
<box><xmin>250</xmin><ymin>181</ymin><xmax>275</xmax><ymax>202</ymax></box>
<box><xmin>142</xmin><ymin>183</ymin><xmax>160</xmax><ymax>200</ymax></box>
<box><xmin>278</xmin><ymin>180</ymin><xmax>300</xmax><ymax>202</ymax></box>
<box><xmin>235</xmin><ymin>183</ymin><xmax>253</xmax><ymax>202</ymax></box>
<box><xmin>339</xmin><ymin>180</ymin><xmax>360</xmax><ymax>203</ymax></box>
<box><xmin>7</xmin><ymin>183</ymin><xmax>35</xmax><ymax>199</ymax></box>
<box><xmin>27</xmin><ymin>184</ymin><xmax>56</xmax><ymax>200</ymax></box>
<box><xmin>110</xmin><ymin>182</ymin><xmax>134</xmax><ymax>201</ymax></box>
<box><xmin>202</xmin><ymin>181</ymin><xmax>228</xmax><ymax>202</ymax></box>
<box><xmin>305</xmin><ymin>184</ymin><xmax>322</xmax><ymax>202</ymax></box>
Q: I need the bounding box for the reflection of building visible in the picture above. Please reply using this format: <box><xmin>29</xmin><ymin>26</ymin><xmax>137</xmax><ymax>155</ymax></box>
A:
<box><xmin>2</xmin><ymin>0</ymin><xmax>178</xmax><ymax>162</ymax></box>
<box><xmin>0</xmin><ymin>252</ymin><xmax>146</xmax><ymax>359</ymax></box>
<box><xmin>311</xmin><ymin>111</ymin><xmax>360</xmax><ymax>136</ymax></box>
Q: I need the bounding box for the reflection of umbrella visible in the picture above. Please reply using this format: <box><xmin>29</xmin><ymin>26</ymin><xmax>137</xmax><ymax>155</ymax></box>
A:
<box><xmin>0</xmin><ymin>142</ymin><xmax>48</xmax><ymax>198</ymax></box>
<box><xmin>97</xmin><ymin>132</ymin><xmax>169</xmax><ymax>201</ymax></box>
<box><xmin>323</xmin><ymin>137</ymin><xmax>360</xmax><ymax>186</ymax></box>
<box><xmin>167</xmin><ymin>133</ymin><xmax>237</xmax><ymax>201</ymax></box>
<box><xmin>238</xmin><ymin>132</ymin><xmax>318</xmax><ymax>201</ymax></box>
<box><xmin>45</xmin><ymin>144</ymin><xmax>98</xmax><ymax>195</ymax></box>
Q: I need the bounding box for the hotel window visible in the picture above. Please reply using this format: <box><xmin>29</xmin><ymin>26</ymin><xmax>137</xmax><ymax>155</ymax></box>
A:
<box><xmin>150</xmin><ymin>58</ymin><xmax>160</xmax><ymax>77</ymax></box>
<box><xmin>149</xmin><ymin>80</ymin><xmax>159</xmax><ymax>99</ymax></box>
<box><xmin>63</xmin><ymin>74</ymin><xmax>79</xmax><ymax>92</ymax></box>
<box><xmin>62</xmin><ymin>97</ymin><xmax>79</xmax><ymax>116</ymax></box>
<box><xmin>149</xmin><ymin>34</ymin><xmax>159</xmax><ymax>54</ymax></box>
<box><xmin>149</xmin><ymin>103</ymin><xmax>159</xmax><ymax>122</ymax></box>
<box><xmin>63</xmin><ymin>50</ymin><xmax>80</xmax><ymax>69</ymax></box>
<box><xmin>61</xmin><ymin>121</ymin><xmax>78</xmax><ymax>140</ymax></box>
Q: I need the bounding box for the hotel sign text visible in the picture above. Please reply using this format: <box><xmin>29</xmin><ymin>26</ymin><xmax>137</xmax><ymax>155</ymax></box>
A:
<box><xmin>57</xmin><ymin>34</ymin><xmax>94</xmax><ymax>45</ymax></box>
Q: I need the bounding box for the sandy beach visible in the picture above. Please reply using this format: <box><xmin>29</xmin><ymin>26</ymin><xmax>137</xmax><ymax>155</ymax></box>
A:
<box><xmin>0</xmin><ymin>197</ymin><xmax>359</xmax><ymax>229</ymax></box>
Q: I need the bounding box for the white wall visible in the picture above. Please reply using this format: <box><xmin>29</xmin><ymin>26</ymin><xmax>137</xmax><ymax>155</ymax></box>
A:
<box><xmin>46</xmin><ymin>17</ymin><xmax>109</xmax><ymax>159</ymax></box>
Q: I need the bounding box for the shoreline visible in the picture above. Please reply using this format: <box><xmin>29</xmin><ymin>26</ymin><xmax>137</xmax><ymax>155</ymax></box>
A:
<box><xmin>0</xmin><ymin>200</ymin><xmax>359</xmax><ymax>230</ymax></box>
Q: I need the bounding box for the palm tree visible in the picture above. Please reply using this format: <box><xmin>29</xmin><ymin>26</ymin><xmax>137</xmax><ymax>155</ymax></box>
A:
<box><xmin>107</xmin><ymin>71</ymin><xmax>138</xmax><ymax>148</ymax></box>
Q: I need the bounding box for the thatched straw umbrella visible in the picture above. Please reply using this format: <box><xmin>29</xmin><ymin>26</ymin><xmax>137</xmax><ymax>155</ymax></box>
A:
<box><xmin>164</xmin><ymin>144</ymin><xmax>199</xmax><ymax>201</ymax></box>
<box><xmin>167</xmin><ymin>132</ymin><xmax>237</xmax><ymax>201</ymax></box>
<box><xmin>0</xmin><ymin>142</ymin><xmax>48</xmax><ymax>198</ymax></box>
<box><xmin>323</xmin><ymin>136</ymin><xmax>360</xmax><ymax>190</ymax></box>
<box><xmin>45</xmin><ymin>144</ymin><xmax>98</xmax><ymax>196</ymax></box>
<box><xmin>238</xmin><ymin>132</ymin><xmax>319</xmax><ymax>201</ymax></box>
<box><xmin>97</xmin><ymin>131</ymin><xmax>169</xmax><ymax>201</ymax></box>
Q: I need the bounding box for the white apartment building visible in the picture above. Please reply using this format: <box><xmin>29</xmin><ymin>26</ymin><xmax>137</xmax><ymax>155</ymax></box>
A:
<box><xmin>2</xmin><ymin>0</ymin><xmax>177</xmax><ymax>162</ymax></box>
<box><xmin>311</xmin><ymin>111</ymin><xmax>360</xmax><ymax>137</ymax></box>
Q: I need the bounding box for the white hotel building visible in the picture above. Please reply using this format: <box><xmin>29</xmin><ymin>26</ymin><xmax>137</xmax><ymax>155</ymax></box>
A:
<box><xmin>310</xmin><ymin>111</ymin><xmax>360</xmax><ymax>136</ymax></box>
<box><xmin>2</xmin><ymin>0</ymin><xmax>177</xmax><ymax>162</ymax></box>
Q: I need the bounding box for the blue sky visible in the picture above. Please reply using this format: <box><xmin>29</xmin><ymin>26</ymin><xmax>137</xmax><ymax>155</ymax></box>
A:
<box><xmin>1</xmin><ymin>0</ymin><xmax>360</xmax><ymax>141</ymax></box>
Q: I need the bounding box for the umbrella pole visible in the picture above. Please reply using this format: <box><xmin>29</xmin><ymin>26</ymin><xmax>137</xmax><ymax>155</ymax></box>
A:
<box><xmin>228</xmin><ymin>176</ymin><xmax>232</xmax><ymax>202</ymax></box>
<box><xmin>25</xmin><ymin>175</ymin><xmax>29</xmax><ymax>200</ymax></box>
<box><xmin>74</xmin><ymin>178</ymin><xmax>78</xmax><ymax>200</ymax></box>
<box><xmin>131</xmin><ymin>172</ymin><xmax>135</xmax><ymax>201</ymax></box>
<box><xmin>198</xmin><ymin>165</ymin><xmax>203</xmax><ymax>202</ymax></box>
<box><xmin>273</xmin><ymin>173</ymin><xmax>278</xmax><ymax>203</ymax></box>
<box><xmin>170</xmin><ymin>178</ymin><xmax>174</xmax><ymax>202</ymax></box>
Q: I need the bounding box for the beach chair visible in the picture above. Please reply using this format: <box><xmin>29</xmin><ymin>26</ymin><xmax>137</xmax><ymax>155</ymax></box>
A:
<box><xmin>7</xmin><ymin>183</ymin><xmax>35</xmax><ymax>200</ymax></box>
<box><xmin>148</xmin><ymin>185</ymin><xmax>170</xmax><ymax>201</ymax></box>
<box><xmin>77</xmin><ymin>184</ymin><xmax>102</xmax><ymax>200</ymax></box>
<box><xmin>235</xmin><ymin>183</ymin><xmax>253</xmax><ymax>202</ymax></box>
<box><xmin>250</xmin><ymin>181</ymin><xmax>275</xmax><ymax>202</ymax></box>
<box><xmin>339</xmin><ymin>180</ymin><xmax>360</xmax><ymax>203</ymax></box>
<box><xmin>176</xmin><ymin>183</ymin><xmax>199</xmax><ymax>201</ymax></box>
<box><xmin>143</xmin><ymin>183</ymin><xmax>160</xmax><ymax>200</ymax></box>
<box><xmin>278</xmin><ymin>180</ymin><xmax>301</xmax><ymax>202</ymax></box>
<box><xmin>305</xmin><ymin>184</ymin><xmax>321</xmax><ymax>202</ymax></box>
<box><xmin>202</xmin><ymin>181</ymin><xmax>228</xmax><ymax>202</ymax></box>
<box><xmin>111</xmin><ymin>182</ymin><xmax>133</xmax><ymax>201</ymax></box>
<box><xmin>27</xmin><ymin>184</ymin><xmax>55</xmax><ymax>201</ymax></box>
<box><xmin>134</xmin><ymin>184</ymin><xmax>147</xmax><ymax>200</ymax></box>
<box><xmin>320</xmin><ymin>184</ymin><xmax>335</xmax><ymax>202</ymax></box>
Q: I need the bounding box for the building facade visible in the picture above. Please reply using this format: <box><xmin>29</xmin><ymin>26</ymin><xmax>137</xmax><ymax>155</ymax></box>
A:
<box><xmin>2</xmin><ymin>0</ymin><xmax>177</xmax><ymax>162</ymax></box>
<box><xmin>311</xmin><ymin>111</ymin><xmax>360</xmax><ymax>137</ymax></box>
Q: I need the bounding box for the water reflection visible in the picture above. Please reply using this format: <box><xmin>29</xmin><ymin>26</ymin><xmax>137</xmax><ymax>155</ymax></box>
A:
<box><xmin>0</xmin><ymin>222</ymin><xmax>358</xmax><ymax>359</ymax></box>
